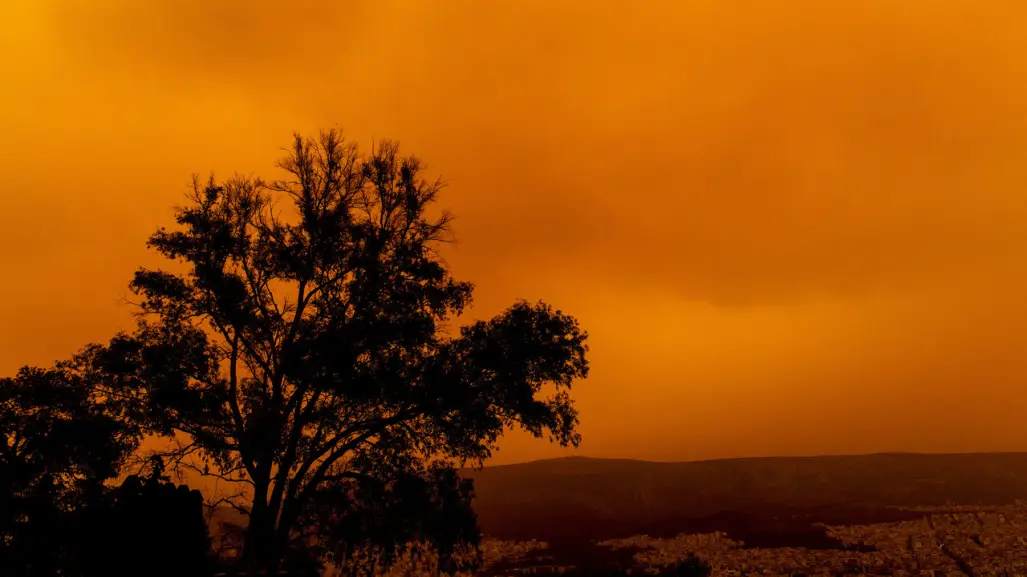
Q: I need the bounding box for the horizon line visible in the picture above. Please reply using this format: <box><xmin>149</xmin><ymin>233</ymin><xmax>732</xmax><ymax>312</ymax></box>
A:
<box><xmin>471</xmin><ymin>450</ymin><xmax>1027</xmax><ymax>469</ymax></box>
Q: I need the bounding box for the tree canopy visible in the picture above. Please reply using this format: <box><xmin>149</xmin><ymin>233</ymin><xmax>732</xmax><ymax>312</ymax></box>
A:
<box><xmin>75</xmin><ymin>129</ymin><xmax>589</xmax><ymax>572</ymax></box>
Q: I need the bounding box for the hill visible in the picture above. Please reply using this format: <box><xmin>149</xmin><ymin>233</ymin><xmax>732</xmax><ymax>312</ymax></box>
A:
<box><xmin>459</xmin><ymin>452</ymin><xmax>1027</xmax><ymax>545</ymax></box>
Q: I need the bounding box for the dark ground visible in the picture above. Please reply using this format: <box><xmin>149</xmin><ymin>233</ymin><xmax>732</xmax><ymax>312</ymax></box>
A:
<box><xmin>212</xmin><ymin>453</ymin><xmax>1027</xmax><ymax>575</ymax></box>
<box><xmin>482</xmin><ymin>503</ymin><xmax>919</xmax><ymax>575</ymax></box>
<box><xmin>464</xmin><ymin>451</ymin><xmax>1027</xmax><ymax>577</ymax></box>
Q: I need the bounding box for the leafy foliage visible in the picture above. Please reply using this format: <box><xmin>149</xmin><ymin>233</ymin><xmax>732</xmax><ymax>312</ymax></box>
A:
<box><xmin>80</xmin><ymin>129</ymin><xmax>590</xmax><ymax>572</ymax></box>
<box><xmin>297</xmin><ymin>462</ymin><xmax>480</xmax><ymax>573</ymax></box>
<box><xmin>0</xmin><ymin>365</ymin><xmax>141</xmax><ymax>576</ymax></box>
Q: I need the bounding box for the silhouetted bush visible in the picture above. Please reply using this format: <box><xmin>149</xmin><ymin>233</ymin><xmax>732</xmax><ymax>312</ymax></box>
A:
<box><xmin>301</xmin><ymin>464</ymin><xmax>480</xmax><ymax>574</ymax></box>
<box><xmin>73</xmin><ymin>471</ymin><xmax>215</xmax><ymax>577</ymax></box>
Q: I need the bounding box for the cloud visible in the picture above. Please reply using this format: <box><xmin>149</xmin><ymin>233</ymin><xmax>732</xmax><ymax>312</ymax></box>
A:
<box><xmin>33</xmin><ymin>0</ymin><xmax>1027</xmax><ymax>301</ymax></box>
<box><xmin>3</xmin><ymin>0</ymin><xmax>1027</xmax><ymax>462</ymax></box>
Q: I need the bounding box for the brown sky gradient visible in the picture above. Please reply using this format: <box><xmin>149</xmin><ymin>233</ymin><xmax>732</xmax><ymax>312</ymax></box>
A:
<box><xmin>3</xmin><ymin>0</ymin><xmax>1027</xmax><ymax>465</ymax></box>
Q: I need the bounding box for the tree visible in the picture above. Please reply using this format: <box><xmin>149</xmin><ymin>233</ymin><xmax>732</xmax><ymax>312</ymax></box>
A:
<box><xmin>78</xmin><ymin>129</ymin><xmax>590</xmax><ymax>573</ymax></box>
<box><xmin>0</xmin><ymin>365</ymin><xmax>141</xmax><ymax>576</ymax></box>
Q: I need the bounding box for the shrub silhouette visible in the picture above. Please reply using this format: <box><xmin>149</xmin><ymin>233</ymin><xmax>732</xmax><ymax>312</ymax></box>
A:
<box><xmin>74</xmin><ymin>468</ymin><xmax>215</xmax><ymax>577</ymax></box>
<box><xmin>297</xmin><ymin>463</ymin><xmax>480</xmax><ymax>574</ymax></box>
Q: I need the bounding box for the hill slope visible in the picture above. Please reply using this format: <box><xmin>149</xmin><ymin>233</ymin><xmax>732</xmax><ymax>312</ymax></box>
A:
<box><xmin>460</xmin><ymin>452</ymin><xmax>1027</xmax><ymax>542</ymax></box>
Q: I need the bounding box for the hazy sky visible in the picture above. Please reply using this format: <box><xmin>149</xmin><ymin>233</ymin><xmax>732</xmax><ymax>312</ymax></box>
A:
<box><xmin>3</xmin><ymin>0</ymin><xmax>1027</xmax><ymax>465</ymax></box>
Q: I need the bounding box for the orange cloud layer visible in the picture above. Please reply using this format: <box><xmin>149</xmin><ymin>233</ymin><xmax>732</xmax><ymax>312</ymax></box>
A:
<box><xmin>2</xmin><ymin>0</ymin><xmax>1026</xmax><ymax>465</ymax></box>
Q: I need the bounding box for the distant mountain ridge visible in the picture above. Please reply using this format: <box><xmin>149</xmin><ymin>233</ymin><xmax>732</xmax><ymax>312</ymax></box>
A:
<box><xmin>459</xmin><ymin>452</ymin><xmax>1027</xmax><ymax>542</ymax></box>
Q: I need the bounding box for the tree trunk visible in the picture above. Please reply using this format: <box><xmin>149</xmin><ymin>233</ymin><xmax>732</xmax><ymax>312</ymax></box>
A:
<box><xmin>242</xmin><ymin>516</ymin><xmax>280</xmax><ymax>574</ymax></box>
<box><xmin>242</xmin><ymin>478</ymin><xmax>281</xmax><ymax>575</ymax></box>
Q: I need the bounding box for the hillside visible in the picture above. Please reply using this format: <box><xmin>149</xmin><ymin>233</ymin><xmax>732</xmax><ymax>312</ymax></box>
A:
<box><xmin>459</xmin><ymin>452</ymin><xmax>1027</xmax><ymax>544</ymax></box>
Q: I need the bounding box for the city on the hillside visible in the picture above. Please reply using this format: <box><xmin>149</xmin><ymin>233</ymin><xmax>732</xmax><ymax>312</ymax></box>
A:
<box><xmin>454</xmin><ymin>501</ymin><xmax>1027</xmax><ymax>577</ymax></box>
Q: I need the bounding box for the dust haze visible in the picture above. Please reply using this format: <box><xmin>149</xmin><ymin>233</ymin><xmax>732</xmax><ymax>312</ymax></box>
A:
<box><xmin>2</xmin><ymin>0</ymin><xmax>1027</xmax><ymax>464</ymax></box>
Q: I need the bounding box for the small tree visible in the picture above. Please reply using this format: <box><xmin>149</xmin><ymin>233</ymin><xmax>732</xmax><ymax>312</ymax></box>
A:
<box><xmin>79</xmin><ymin>129</ymin><xmax>589</xmax><ymax>573</ymax></box>
<box><xmin>0</xmin><ymin>365</ymin><xmax>141</xmax><ymax>576</ymax></box>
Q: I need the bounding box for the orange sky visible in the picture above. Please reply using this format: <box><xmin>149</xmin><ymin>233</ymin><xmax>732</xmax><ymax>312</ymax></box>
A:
<box><xmin>3</xmin><ymin>0</ymin><xmax>1027</xmax><ymax>465</ymax></box>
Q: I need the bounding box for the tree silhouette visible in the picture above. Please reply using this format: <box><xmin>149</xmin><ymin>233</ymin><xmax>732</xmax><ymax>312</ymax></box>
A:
<box><xmin>77</xmin><ymin>129</ymin><xmax>589</xmax><ymax>573</ymax></box>
<box><xmin>0</xmin><ymin>365</ymin><xmax>141</xmax><ymax>576</ymax></box>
